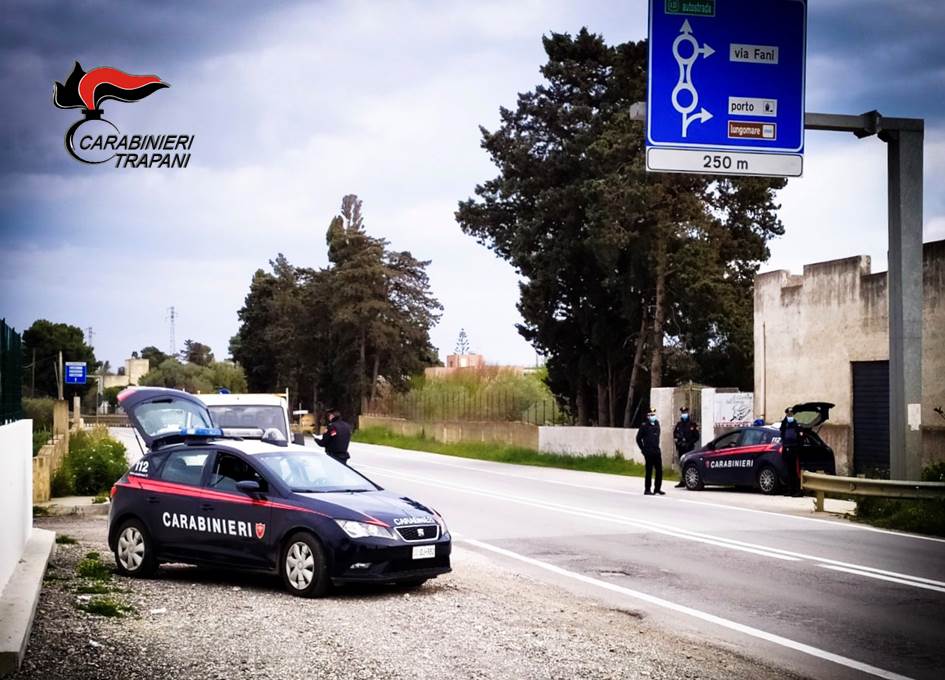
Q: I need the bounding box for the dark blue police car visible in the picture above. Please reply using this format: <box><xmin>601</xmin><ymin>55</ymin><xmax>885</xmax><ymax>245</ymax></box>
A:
<box><xmin>679</xmin><ymin>402</ymin><xmax>836</xmax><ymax>495</ymax></box>
<box><xmin>108</xmin><ymin>387</ymin><xmax>451</xmax><ymax>597</ymax></box>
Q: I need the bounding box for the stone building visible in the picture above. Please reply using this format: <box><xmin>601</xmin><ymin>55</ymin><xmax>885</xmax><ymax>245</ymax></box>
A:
<box><xmin>102</xmin><ymin>357</ymin><xmax>150</xmax><ymax>390</ymax></box>
<box><xmin>753</xmin><ymin>240</ymin><xmax>944</xmax><ymax>475</ymax></box>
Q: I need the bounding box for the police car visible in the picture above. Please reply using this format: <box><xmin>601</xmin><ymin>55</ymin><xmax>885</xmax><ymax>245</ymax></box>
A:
<box><xmin>679</xmin><ymin>402</ymin><xmax>836</xmax><ymax>495</ymax></box>
<box><xmin>108</xmin><ymin>387</ymin><xmax>451</xmax><ymax>597</ymax></box>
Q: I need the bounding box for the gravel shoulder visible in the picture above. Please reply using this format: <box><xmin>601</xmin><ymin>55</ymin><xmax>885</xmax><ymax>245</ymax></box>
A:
<box><xmin>15</xmin><ymin>515</ymin><xmax>804</xmax><ymax>680</ymax></box>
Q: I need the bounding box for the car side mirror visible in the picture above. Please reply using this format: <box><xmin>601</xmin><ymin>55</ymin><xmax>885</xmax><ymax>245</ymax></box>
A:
<box><xmin>236</xmin><ymin>480</ymin><xmax>261</xmax><ymax>494</ymax></box>
<box><xmin>293</xmin><ymin>433</ymin><xmax>305</xmax><ymax>445</ymax></box>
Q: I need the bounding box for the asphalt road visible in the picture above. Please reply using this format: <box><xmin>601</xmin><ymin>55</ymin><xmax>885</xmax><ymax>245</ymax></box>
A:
<box><xmin>344</xmin><ymin>441</ymin><xmax>945</xmax><ymax>680</ymax></box>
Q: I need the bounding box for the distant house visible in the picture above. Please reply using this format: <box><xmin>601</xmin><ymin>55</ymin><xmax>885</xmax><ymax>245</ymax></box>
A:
<box><xmin>103</xmin><ymin>357</ymin><xmax>150</xmax><ymax>390</ymax></box>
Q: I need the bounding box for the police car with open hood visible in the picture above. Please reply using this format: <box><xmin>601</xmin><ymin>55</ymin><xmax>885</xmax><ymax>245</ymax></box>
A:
<box><xmin>108</xmin><ymin>387</ymin><xmax>451</xmax><ymax>597</ymax></box>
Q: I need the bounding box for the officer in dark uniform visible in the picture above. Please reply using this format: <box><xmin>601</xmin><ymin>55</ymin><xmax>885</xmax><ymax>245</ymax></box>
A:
<box><xmin>636</xmin><ymin>409</ymin><xmax>664</xmax><ymax>495</ymax></box>
<box><xmin>673</xmin><ymin>406</ymin><xmax>700</xmax><ymax>488</ymax></box>
<box><xmin>315</xmin><ymin>409</ymin><xmax>352</xmax><ymax>465</ymax></box>
<box><xmin>779</xmin><ymin>407</ymin><xmax>802</xmax><ymax>495</ymax></box>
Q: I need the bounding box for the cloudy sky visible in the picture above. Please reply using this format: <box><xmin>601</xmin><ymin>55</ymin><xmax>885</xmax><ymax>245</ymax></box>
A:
<box><xmin>1</xmin><ymin>0</ymin><xmax>943</xmax><ymax>371</ymax></box>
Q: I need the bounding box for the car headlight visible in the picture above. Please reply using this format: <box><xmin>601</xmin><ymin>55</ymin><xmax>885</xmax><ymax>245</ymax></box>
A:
<box><xmin>432</xmin><ymin>510</ymin><xmax>449</xmax><ymax>537</ymax></box>
<box><xmin>334</xmin><ymin>519</ymin><xmax>397</xmax><ymax>540</ymax></box>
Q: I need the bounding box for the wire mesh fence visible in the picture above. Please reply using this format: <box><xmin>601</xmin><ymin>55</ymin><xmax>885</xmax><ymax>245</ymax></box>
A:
<box><xmin>364</xmin><ymin>390</ymin><xmax>570</xmax><ymax>426</ymax></box>
<box><xmin>1</xmin><ymin>318</ymin><xmax>24</xmax><ymax>424</ymax></box>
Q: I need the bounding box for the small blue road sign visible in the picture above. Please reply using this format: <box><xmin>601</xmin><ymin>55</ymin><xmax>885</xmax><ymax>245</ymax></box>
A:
<box><xmin>646</xmin><ymin>0</ymin><xmax>807</xmax><ymax>177</ymax></box>
<box><xmin>64</xmin><ymin>361</ymin><xmax>87</xmax><ymax>385</ymax></box>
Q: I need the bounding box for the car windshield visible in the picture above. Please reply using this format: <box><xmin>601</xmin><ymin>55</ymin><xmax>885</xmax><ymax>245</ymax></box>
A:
<box><xmin>256</xmin><ymin>452</ymin><xmax>376</xmax><ymax>493</ymax></box>
<box><xmin>208</xmin><ymin>405</ymin><xmax>287</xmax><ymax>439</ymax></box>
<box><xmin>135</xmin><ymin>399</ymin><xmax>213</xmax><ymax>438</ymax></box>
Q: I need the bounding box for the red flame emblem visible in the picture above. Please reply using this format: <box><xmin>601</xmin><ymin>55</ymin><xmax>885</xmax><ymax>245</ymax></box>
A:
<box><xmin>255</xmin><ymin>523</ymin><xmax>266</xmax><ymax>540</ymax></box>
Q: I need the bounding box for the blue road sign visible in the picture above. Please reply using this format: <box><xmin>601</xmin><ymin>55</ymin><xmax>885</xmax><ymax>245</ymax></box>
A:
<box><xmin>646</xmin><ymin>0</ymin><xmax>806</xmax><ymax>177</ymax></box>
<box><xmin>64</xmin><ymin>361</ymin><xmax>87</xmax><ymax>385</ymax></box>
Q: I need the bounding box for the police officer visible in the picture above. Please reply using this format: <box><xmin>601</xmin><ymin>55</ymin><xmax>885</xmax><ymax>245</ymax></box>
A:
<box><xmin>779</xmin><ymin>407</ymin><xmax>802</xmax><ymax>495</ymax></box>
<box><xmin>636</xmin><ymin>409</ymin><xmax>664</xmax><ymax>495</ymax></box>
<box><xmin>315</xmin><ymin>409</ymin><xmax>352</xmax><ymax>465</ymax></box>
<box><xmin>673</xmin><ymin>407</ymin><xmax>700</xmax><ymax>488</ymax></box>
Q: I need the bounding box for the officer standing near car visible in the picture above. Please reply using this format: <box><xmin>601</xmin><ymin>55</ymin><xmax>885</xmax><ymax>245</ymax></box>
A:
<box><xmin>636</xmin><ymin>409</ymin><xmax>664</xmax><ymax>495</ymax></box>
<box><xmin>673</xmin><ymin>406</ymin><xmax>700</xmax><ymax>488</ymax></box>
<box><xmin>315</xmin><ymin>409</ymin><xmax>352</xmax><ymax>465</ymax></box>
<box><xmin>779</xmin><ymin>407</ymin><xmax>802</xmax><ymax>495</ymax></box>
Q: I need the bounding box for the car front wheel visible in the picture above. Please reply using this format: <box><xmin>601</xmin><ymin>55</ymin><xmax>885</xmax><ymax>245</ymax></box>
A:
<box><xmin>114</xmin><ymin>519</ymin><xmax>157</xmax><ymax>577</ymax></box>
<box><xmin>281</xmin><ymin>532</ymin><xmax>330</xmax><ymax>598</ymax></box>
<box><xmin>683</xmin><ymin>464</ymin><xmax>704</xmax><ymax>491</ymax></box>
<box><xmin>757</xmin><ymin>466</ymin><xmax>781</xmax><ymax>495</ymax></box>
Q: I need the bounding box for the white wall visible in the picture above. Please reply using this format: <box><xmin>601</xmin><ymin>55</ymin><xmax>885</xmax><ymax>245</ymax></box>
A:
<box><xmin>0</xmin><ymin>420</ymin><xmax>32</xmax><ymax>594</ymax></box>
<box><xmin>539</xmin><ymin>426</ymin><xmax>644</xmax><ymax>464</ymax></box>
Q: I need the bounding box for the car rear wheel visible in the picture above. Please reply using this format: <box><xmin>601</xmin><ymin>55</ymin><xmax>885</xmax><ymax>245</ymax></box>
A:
<box><xmin>757</xmin><ymin>466</ymin><xmax>781</xmax><ymax>495</ymax></box>
<box><xmin>683</xmin><ymin>464</ymin><xmax>704</xmax><ymax>491</ymax></box>
<box><xmin>114</xmin><ymin>519</ymin><xmax>157</xmax><ymax>577</ymax></box>
<box><xmin>281</xmin><ymin>532</ymin><xmax>329</xmax><ymax>598</ymax></box>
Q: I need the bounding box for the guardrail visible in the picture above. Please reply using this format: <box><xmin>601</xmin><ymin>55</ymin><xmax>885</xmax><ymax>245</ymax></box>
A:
<box><xmin>802</xmin><ymin>471</ymin><xmax>945</xmax><ymax>511</ymax></box>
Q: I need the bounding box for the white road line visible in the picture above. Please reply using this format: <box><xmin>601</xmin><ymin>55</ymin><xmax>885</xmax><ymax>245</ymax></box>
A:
<box><xmin>361</xmin><ymin>465</ymin><xmax>799</xmax><ymax>561</ymax></box>
<box><xmin>462</xmin><ymin>538</ymin><xmax>914</xmax><ymax>680</ymax></box>
<box><xmin>816</xmin><ymin>564</ymin><xmax>945</xmax><ymax>594</ymax></box>
<box><xmin>353</xmin><ymin>443</ymin><xmax>945</xmax><ymax>544</ymax></box>
<box><xmin>360</xmin><ymin>463</ymin><xmax>945</xmax><ymax>591</ymax></box>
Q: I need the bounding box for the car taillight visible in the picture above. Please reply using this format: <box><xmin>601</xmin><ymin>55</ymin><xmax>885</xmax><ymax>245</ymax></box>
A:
<box><xmin>110</xmin><ymin>485</ymin><xmax>118</xmax><ymax>498</ymax></box>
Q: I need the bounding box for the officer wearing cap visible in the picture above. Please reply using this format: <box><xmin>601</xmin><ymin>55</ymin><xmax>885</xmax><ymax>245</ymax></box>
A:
<box><xmin>673</xmin><ymin>406</ymin><xmax>700</xmax><ymax>488</ymax></box>
<box><xmin>315</xmin><ymin>409</ymin><xmax>352</xmax><ymax>465</ymax></box>
<box><xmin>779</xmin><ymin>407</ymin><xmax>802</xmax><ymax>495</ymax></box>
<box><xmin>636</xmin><ymin>409</ymin><xmax>664</xmax><ymax>495</ymax></box>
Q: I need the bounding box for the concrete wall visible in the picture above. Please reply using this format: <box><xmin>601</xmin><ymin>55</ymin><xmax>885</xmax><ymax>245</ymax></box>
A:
<box><xmin>754</xmin><ymin>241</ymin><xmax>945</xmax><ymax>472</ymax></box>
<box><xmin>358</xmin><ymin>415</ymin><xmax>539</xmax><ymax>450</ymax></box>
<box><xmin>360</xmin><ymin>415</ymin><xmax>651</xmax><ymax>462</ymax></box>
<box><xmin>0</xmin><ymin>420</ymin><xmax>33</xmax><ymax>595</ymax></box>
<box><xmin>538</xmin><ymin>426</ymin><xmax>644</xmax><ymax>463</ymax></box>
<box><xmin>31</xmin><ymin>401</ymin><xmax>70</xmax><ymax>504</ymax></box>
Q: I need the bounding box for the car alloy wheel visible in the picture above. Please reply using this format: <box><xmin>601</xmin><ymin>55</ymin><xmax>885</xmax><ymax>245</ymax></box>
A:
<box><xmin>117</xmin><ymin>526</ymin><xmax>145</xmax><ymax>571</ymax></box>
<box><xmin>758</xmin><ymin>467</ymin><xmax>779</xmax><ymax>494</ymax></box>
<box><xmin>286</xmin><ymin>541</ymin><xmax>315</xmax><ymax>590</ymax></box>
<box><xmin>684</xmin><ymin>465</ymin><xmax>703</xmax><ymax>490</ymax></box>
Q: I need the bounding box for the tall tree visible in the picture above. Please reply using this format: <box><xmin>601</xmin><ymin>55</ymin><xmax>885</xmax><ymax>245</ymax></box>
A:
<box><xmin>231</xmin><ymin>195</ymin><xmax>441</xmax><ymax>419</ymax></box>
<box><xmin>456</xmin><ymin>30</ymin><xmax>784</xmax><ymax>425</ymax></box>
<box><xmin>139</xmin><ymin>345</ymin><xmax>169</xmax><ymax>368</ymax></box>
<box><xmin>180</xmin><ymin>339</ymin><xmax>214</xmax><ymax>366</ymax></box>
<box><xmin>21</xmin><ymin>319</ymin><xmax>98</xmax><ymax>398</ymax></box>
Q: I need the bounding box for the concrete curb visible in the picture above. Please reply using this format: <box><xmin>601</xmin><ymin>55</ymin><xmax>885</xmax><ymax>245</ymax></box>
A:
<box><xmin>0</xmin><ymin>528</ymin><xmax>56</xmax><ymax>676</ymax></box>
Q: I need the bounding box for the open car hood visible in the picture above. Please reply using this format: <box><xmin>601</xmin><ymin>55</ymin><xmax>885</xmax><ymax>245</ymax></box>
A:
<box><xmin>118</xmin><ymin>387</ymin><xmax>217</xmax><ymax>450</ymax></box>
<box><xmin>790</xmin><ymin>401</ymin><xmax>834</xmax><ymax>430</ymax></box>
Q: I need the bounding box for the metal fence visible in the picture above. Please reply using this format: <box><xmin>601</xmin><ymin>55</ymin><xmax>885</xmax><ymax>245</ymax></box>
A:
<box><xmin>802</xmin><ymin>470</ymin><xmax>945</xmax><ymax>511</ymax></box>
<box><xmin>1</xmin><ymin>318</ymin><xmax>24</xmax><ymax>424</ymax></box>
<box><xmin>364</xmin><ymin>390</ymin><xmax>569</xmax><ymax>426</ymax></box>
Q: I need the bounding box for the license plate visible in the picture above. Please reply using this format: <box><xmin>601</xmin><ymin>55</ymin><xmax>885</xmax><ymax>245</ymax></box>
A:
<box><xmin>412</xmin><ymin>545</ymin><xmax>436</xmax><ymax>560</ymax></box>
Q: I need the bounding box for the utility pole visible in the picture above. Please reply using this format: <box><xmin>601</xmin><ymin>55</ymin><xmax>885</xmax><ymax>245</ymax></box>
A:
<box><xmin>166</xmin><ymin>306</ymin><xmax>177</xmax><ymax>357</ymax></box>
<box><xmin>56</xmin><ymin>350</ymin><xmax>63</xmax><ymax>400</ymax></box>
<box><xmin>86</xmin><ymin>326</ymin><xmax>94</xmax><ymax>348</ymax></box>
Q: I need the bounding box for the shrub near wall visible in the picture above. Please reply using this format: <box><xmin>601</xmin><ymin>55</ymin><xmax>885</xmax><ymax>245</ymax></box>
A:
<box><xmin>52</xmin><ymin>428</ymin><xmax>127</xmax><ymax>496</ymax></box>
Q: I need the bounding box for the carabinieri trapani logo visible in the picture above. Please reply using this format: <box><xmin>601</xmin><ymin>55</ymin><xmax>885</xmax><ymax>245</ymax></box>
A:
<box><xmin>53</xmin><ymin>61</ymin><xmax>194</xmax><ymax>168</ymax></box>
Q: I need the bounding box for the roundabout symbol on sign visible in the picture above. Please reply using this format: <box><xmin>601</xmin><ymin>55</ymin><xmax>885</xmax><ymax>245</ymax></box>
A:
<box><xmin>671</xmin><ymin>20</ymin><xmax>714</xmax><ymax>137</ymax></box>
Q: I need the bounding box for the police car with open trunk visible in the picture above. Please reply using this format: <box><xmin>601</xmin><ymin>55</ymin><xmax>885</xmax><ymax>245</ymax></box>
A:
<box><xmin>108</xmin><ymin>387</ymin><xmax>451</xmax><ymax>597</ymax></box>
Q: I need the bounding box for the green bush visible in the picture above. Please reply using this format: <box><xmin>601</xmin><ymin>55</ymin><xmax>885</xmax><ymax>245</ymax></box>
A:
<box><xmin>23</xmin><ymin>397</ymin><xmax>56</xmax><ymax>430</ymax></box>
<box><xmin>853</xmin><ymin>463</ymin><xmax>945</xmax><ymax>537</ymax></box>
<box><xmin>54</xmin><ymin>428</ymin><xmax>128</xmax><ymax>496</ymax></box>
<box><xmin>921</xmin><ymin>462</ymin><xmax>945</xmax><ymax>483</ymax></box>
<box><xmin>33</xmin><ymin>428</ymin><xmax>51</xmax><ymax>456</ymax></box>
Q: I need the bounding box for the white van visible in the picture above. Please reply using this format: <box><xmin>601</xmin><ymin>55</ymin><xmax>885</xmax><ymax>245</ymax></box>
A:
<box><xmin>198</xmin><ymin>393</ymin><xmax>304</xmax><ymax>445</ymax></box>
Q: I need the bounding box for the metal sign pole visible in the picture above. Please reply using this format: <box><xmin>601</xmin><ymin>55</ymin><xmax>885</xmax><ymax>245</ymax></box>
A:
<box><xmin>806</xmin><ymin>111</ymin><xmax>924</xmax><ymax>480</ymax></box>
